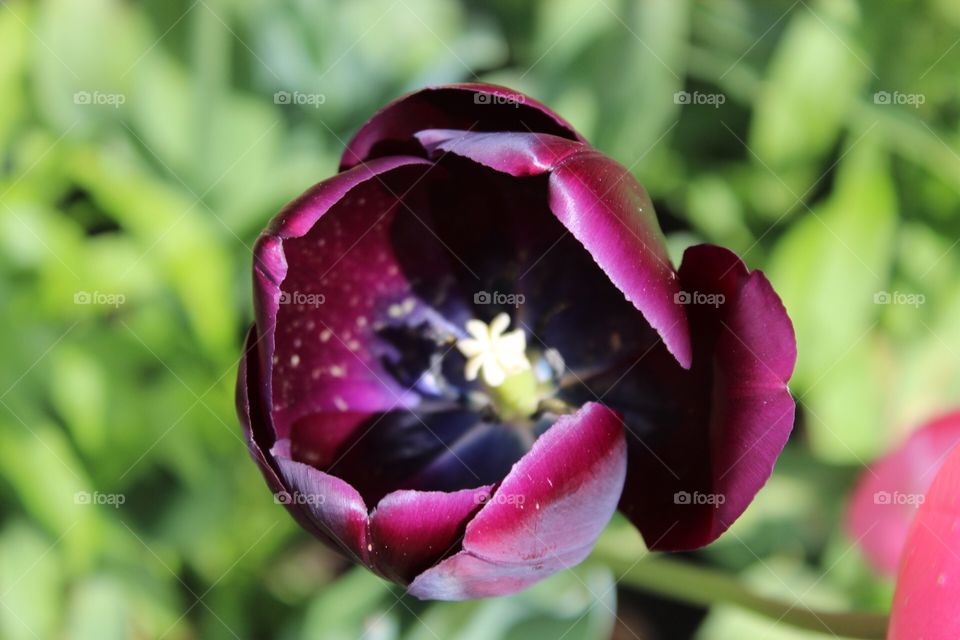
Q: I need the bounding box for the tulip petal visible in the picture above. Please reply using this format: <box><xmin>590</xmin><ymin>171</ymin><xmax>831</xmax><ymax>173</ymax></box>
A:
<box><xmin>368</xmin><ymin>487</ymin><xmax>490</xmax><ymax>584</ymax></box>
<box><xmin>341</xmin><ymin>83</ymin><xmax>582</xmax><ymax>171</ymax></box>
<box><xmin>238</xmin><ymin>327</ymin><xmax>339</xmax><ymax>545</ymax></box>
<box><xmin>295</xmin><ymin>408</ymin><xmax>493</xmax><ymax>504</ymax></box>
<box><xmin>403</xmin><ymin>421</ymin><xmax>531</xmax><ymax>493</ymax></box>
<box><xmin>254</xmin><ymin>158</ymin><xmax>442</xmax><ymax>440</ymax></box>
<box><xmin>549</xmin><ymin>151</ymin><xmax>691</xmax><ymax>369</ymax></box>
<box><xmin>410</xmin><ymin>128</ymin><xmax>691</xmax><ymax>369</ymax></box>
<box><xmin>414</xmin><ymin>129</ymin><xmax>584</xmax><ymax>176</ymax></box>
<box><xmin>889</xmin><ymin>444</ymin><xmax>960</xmax><ymax>639</ymax></box>
<box><xmin>265</xmin><ymin>156</ymin><xmax>433</xmax><ymax>240</ymax></box>
<box><xmin>381</xmin><ymin>151</ymin><xmax>657</xmax><ymax>386</ymax></box>
<box><xmin>407</xmin><ymin>402</ymin><xmax>626</xmax><ymax>600</ymax></box>
<box><xmin>237</xmin><ymin>326</ymin><xmax>275</xmax><ymax>465</ymax></box>
<box><xmin>603</xmin><ymin>245</ymin><xmax>796</xmax><ymax>550</ymax></box>
<box><xmin>270</xmin><ymin>451</ymin><xmax>500</xmax><ymax>586</ymax></box>
<box><xmin>846</xmin><ymin>411</ymin><xmax>960</xmax><ymax>575</ymax></box>
<box><xmin>273</xmin><ymin>452</ymin><xmax>371</xmax><ymax>565</ymax></box>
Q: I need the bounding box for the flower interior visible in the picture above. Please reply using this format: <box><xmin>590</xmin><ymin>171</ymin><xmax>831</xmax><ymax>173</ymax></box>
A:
<box><xmin>270</xmin><ymin>157</ymin><xmax>664</xmax><ymax>507</ymax></box>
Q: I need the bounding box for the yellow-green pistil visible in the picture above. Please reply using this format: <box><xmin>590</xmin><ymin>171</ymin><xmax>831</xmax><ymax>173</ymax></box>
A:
<box><xmin>455</xmin><ymin>313</ymin><xmax>541</xmax><ymax>421</ymax></box>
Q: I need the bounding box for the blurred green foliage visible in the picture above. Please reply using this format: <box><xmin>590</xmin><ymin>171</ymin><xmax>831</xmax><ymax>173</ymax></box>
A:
<box><xmin>1</xmin><ymin>0</ymin><xmax>958</xmax><ymax>638</ymax></box>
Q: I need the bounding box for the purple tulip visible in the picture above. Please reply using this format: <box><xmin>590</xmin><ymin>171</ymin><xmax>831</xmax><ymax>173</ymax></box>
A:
<box><xmin>236</xmin><ymin>83</ymin><xmax>797</xmax><ymax>600</ymax></box>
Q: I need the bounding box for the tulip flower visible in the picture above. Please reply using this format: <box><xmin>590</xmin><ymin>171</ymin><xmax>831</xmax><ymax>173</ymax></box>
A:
<box><xmin>846</xmin><ymin>411</ymin><xmax>960</xmax><ymax>575</ymax></box>
<box><xmin>236</xmin><ymin>83</ymin><xmax>796</xmax><ymax>599</ymax></box>
<box><xmin>888</xmin><ymin>439</ymin><xmax>960</xmax><ymax>638</ymax></box>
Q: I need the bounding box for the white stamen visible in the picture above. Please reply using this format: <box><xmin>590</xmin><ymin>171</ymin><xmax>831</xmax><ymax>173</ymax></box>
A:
<box><xmin>456</xmin><ymin>312</ymin><xmax>531</xmax><ymax>387</ymax></box>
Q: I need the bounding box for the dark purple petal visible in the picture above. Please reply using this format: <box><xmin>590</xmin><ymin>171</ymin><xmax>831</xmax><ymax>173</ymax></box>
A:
<box><xmin>846</xmin><ymin>411</ymin><xmax>960</xmax><ymax>575</ymax></box>
<box><xmin>385</xmin><ymin>158</ymin><xmax>654</xmax><ymax>378</ymax></box>
<box><xmin>614</xmin><ymin>245</ymin><xmax>796</xmax><ymax>550</ymax></box>
<box><xmin>296</xmin><ymin>408</ymin><xmax>515</xmax><ymax>505</ymax></box>
<box><xmin>257</xmin><ymin>160</ymin><xmax>447</xmax><ymax>443</ymax></box>
<box><xmin>403</xmin><ymin>421</ymin><xmax>531</xmax><ymax>494</ymax></box>
<box><xmin>238</xmin><ymin>327</ymin><xmax>338</xmax><ymax>544</ymax></box>
<box><xmin>368</xmin><ymin>487</ymin><xmax>490</xmax><ymax>584</ymax></box>
<box><xmin>548</xmin><ymin>151</ymin><xmax>691</xmax><ymax>369</ymax></box>
<box><xmin>237</xmin><ymin>326</ymin><xmax>274</xmax><ymax>464</ymax></box>
<box><xmin>266</xmin><ymin>156</ymin><xmax>433</xmax><ymax>240</ymax></box>
<box><xmin>274</xmin><ymin>440</ymin><xmax>498</xmax><ymax>584</ymax></box>
<box><xmin>414</xmin><ymin>129</ymin><xmax>584</xmax><ymax>175</ymax></box>
<box><xmin>410</xmin><ymin>128</ymin><xmax>691</xmax><ymax>369</ymax></box>
<box><xmin>341</xmin><ymin>83</ymin><xmax>583</xmax><ymax>171</ymax></box>
<box><xmin>407</xmin><ymin>402</ymin><xmax>626</xmax><ymax>600</ymax></box>
<box><xmin>273</xmin><ymin>451</ymin><xmax>371</xmax><ymax>565</ymax></box>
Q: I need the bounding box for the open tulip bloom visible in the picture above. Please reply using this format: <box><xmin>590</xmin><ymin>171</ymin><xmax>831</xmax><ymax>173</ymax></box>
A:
<box><xmin>236</xmin><ymin>83</ymin><xmax>797</xmax><ymax>600</ymax></box>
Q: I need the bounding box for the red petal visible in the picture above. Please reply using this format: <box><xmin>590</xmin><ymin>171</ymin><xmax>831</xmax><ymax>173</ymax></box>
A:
<box><xmin>889</xmin><ymin>443</ymin><xmax>960</xmax><ymax>639</ymax></box>
<box><xmin>846</xmin><ymin>411</ymin><xmax>960</xmax><ymax>575</ymax></box>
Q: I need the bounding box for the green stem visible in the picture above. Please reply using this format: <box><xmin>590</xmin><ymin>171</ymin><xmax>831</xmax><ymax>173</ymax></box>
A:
<box><xmin>592</xmin><ymin>535</ymin><xmax>888</xmax><ymax>639</ymax></box>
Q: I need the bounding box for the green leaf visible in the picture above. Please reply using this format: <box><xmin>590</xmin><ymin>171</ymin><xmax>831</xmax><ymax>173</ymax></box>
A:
<box><xmin>748</xmin><ymin>4</ymin><xmax>868</xmax><ymax>217</ymax></box>
<box><xmin>405</xmin><ymin>566</ymin><xmax>616</xmax><ymax>640</ymax></box>
<box><xmin>0</xmin><ymin>423</ymin><xmax>102</xmax><ymax>570</ymax></box>
<box><xmin>0</xmin><ymin>8</ymin><xmax>28</xmax><ymax>150</ymax></box>
<box><xmin>32</xmin><ymin>0</ymin><xmax>151</xmax><ymax>132</ymax></box>
<box><xmin>766</xmin><ymin>129</ymin><xmax>896</xmax><ymax>461</ymax></box>
<box><xmin>66</xmin><ymin>144</ymin><xmax>236</xmax><ymax>358</ymax></box>
<box><xmin>0</xmin><ymin>522</ymin><xmax>64</xmax><ymax>640</ymax></box>
<box><xmin>600</xmin><ymin>0</ymin><xmax>690</xmax><ymax>171</ymax></box>
<box><xmin>64</xmin><ymin>576</ymin><xmax>131</xmax><ymax>640</ymax></box>
<box><xmin>50</xmin><ymin>346</ymin><xmax>107</xmax><ymax>457</ymax></box>
<box><xmin>301</xmin><ymin>567</ymin><xmax>394</xmax><ymax>640</ymax></box>
<box><xmin>695</xmin><ymin>557</ymin><xmax>859</xmax><ymax>640</ymax></box>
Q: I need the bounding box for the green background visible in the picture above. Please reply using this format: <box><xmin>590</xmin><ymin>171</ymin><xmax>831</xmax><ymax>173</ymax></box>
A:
<box><xmin>1</xmin><ymin>0</ymin><xmax>958</xmax><ymax>637</ymax></box>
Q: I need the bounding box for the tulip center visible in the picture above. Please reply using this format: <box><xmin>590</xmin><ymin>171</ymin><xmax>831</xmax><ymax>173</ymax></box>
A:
<box><xmin>456</xmin><ymin>313</ymin><xmax>541</xmax><ymax>421</ymax></box>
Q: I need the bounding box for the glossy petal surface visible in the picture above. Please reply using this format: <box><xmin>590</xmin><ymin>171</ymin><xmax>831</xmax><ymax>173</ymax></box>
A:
<box><xmin>611</xmin><ymin>245</ymin><xmax>796</xmax><ymax>550</ymax></box>
<box><xmin>408</xmin><ymin>403</ymin><xmax>626</xmax><ymax>599</ymax></box>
